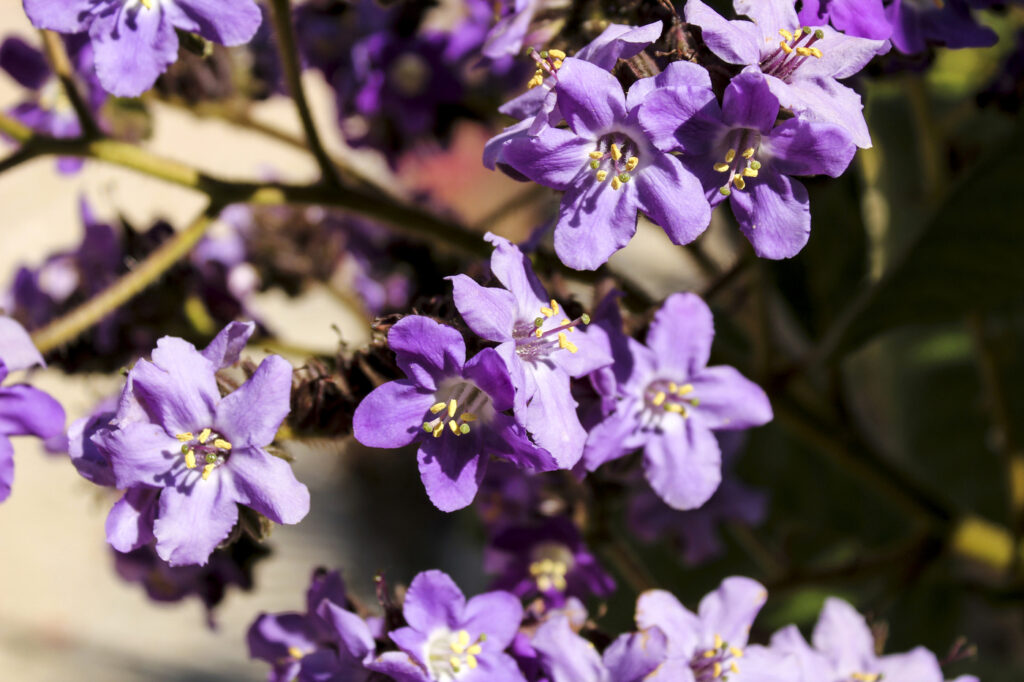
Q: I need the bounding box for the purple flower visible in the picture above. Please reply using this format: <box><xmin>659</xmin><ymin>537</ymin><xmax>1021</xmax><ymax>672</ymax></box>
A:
<box><xmin>0</xmin><ymin>317</ymin><xmax>66</xmax><ymax>503</ymax></box>
<box><xmin>485</xmin><ymin>516</ymin><xmax>615</xmax><ymax>608</ymax></box>
<box><xmin>450</xmin><ymin>233</ymin><xmax>612</xmax><ymax>467</ymax></box>
<box><xmin>0</xmin><ymin>34</ymin><xmax>104</xmax><ymax>173</ymax></box>
<box><xmin>528</xmin><ymin>614</ymin><xmax>669</xmax><ymax>682</ymax></box>
<box><xmin>353</xmin><ymin>315</ymin><xmax>556</xmax><ymax>512</ymax></box>
<box><xmin>482</xmin><ymin>0</ymin><xmax>564</xmax><ymax>60</ymax></box>
<box><xmin>502</xmin><ymin>57</ymin><xmax>711</xmax><ymax>270</ymax></box>
<box><xmin>770</xmin><ymin>597</ymin><xmax>958</xmax><ymax>682</ymax></box>
<box><xmin>23</xmin><ymin>0</ymin><xmax>263</xmax><ymax>97</ymax></box>
<box><xmin>248</xmin><ymin>568</ymin><xmax>376</xmax><ymax>682</ymax></box>
<box><xmin>369</xmin><ymin>569</ymin><xmax>526</xmax><ymax>682</ymax></box>
<box><xmin>88</xmin><ymin>320</ymin><xmax>309</xmax><ymax>565</ymax></box>
<box><xmin>684</xmin><ymin>0</ymin><xmax>888</xmax><ymax>148</ymax></box>
<box><xmin>484</xmin><ymin>21</ymin><xmax>663</xmax><ymax>170</ymax></box>
<box><xmin>583</xmin><ymin>293</ymin><xmax>772</xmax><ymax>510</ymax></box>
<box><xmin>628</xmin><ymin>432</ymin><xmax>768</xmax><ymax>565</ymax></box>
<box><xmin>798</xmin><ymin>0</ymin><xmax>892</xmax><ymax>40</ymax></box>
<box><xmin>638</xmin><ymin>70</ymin><xmax>856</xmax><ymax>259</ymax></box>
<box><xmin>886</xmin><ymin>0</ymin><xmax>998</xmax><ymax>55</ymax></box>
<box><xmin>635</xmin><ymin>577</ymin><xmax>795</xmax><ymax>681</ymax></box>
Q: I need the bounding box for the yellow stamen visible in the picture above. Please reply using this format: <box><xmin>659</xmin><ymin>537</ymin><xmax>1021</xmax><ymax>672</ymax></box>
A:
<box><xmin>714</xmin><ymin>634</ymin><xmax>723</xmax><ymax>649</ymax></box>
<box><xmin>713</xmin><ymin>162</ymin><xmax>730</xmax><ymax>173</ymax></box>
<box><xmin>779</xmin><ymin>28</ymin><xmax>793</xmax><ymax>40</ymax></box>
<box><xmin>551</xmin><ymin>59</ymin><xmax>563</xmax><ymax>69</ymax></box>
<box><xmin>652</xmin><ymin>391</ymin><xmax>667</xmax><ymax>407</ymax></box>
<box><xmin>541</xmin><ymin>306</ymin><xmax>555</xmax><ymax>317</ymax></box>
<box><xmin>610</xmin><ymin>143</ymin><xmax>622</xmax><ymax>161</ymax></box>
<box><xmin>461</xmin><ymin>413</ymin><xmax>477</xmax><ymax>422</ymax></box>
<box><xmin>780</xmin><ymin>41</ymin><xmax>794</xmax><ymax>54</ymax></box>
<box><xmin>793</xmin><ymin>28</ymin><xmax>803</xmax><ymax>39</ymax></box>
<box><xmin>535</xmin><ymin>328</ymin><xmax>544</xmax><ymax>338</ymax></box>
<box><xmin>557</xmin><ymin>332</ymin><xmax>578</xmax><ymax>353</ymax></box>
<box><xmin>176</xmin><ymin>432</ymin><xmax>194</xmax><ymax>442</ymax></box>
<box><xmin>466</xmin><ymin>654</ymin><xmax>478</xmax><ymax>669</ymax></box>
<box><xmin>589</xmin><ymin>150</ymin><xmax>604</xmax><ymax>159</ymax></box>
<box><xmin>198</xmin><ymin>428</ymin><xmax>212</xmax><ymax>444</ymax></box>
<box><xmin>677</xmin><ymin>383</ymin><xmax>694</xmax><ymax>395</ymax></box>
<box><xmin>625</xmin><ymin>157</ymin><xmax>639</xmax><ymax>171</ymax></box>
<box><xmin>595</xmin><ymin>170</ymin><xmax>608</xmax><ymax>182</ymax></box>
<box><xmin>287</xmin><ymin>646</ymin><xmax>305</xmax><ymax>660</ymax></box>
<box><xmin>202</xmin><ymin>463</ymin><xmax>216</xmax><ymax>480</ymax></box>
<box><xmin>665</xmin><ymin>403</ymin><xmax>686</xmax><ymax>415</ymax></box>
<box><xmin>184</xmin><ymin>450</ymin><xmax>197</xmax><ymax>469</ymax></box>
<box><xmin>611</xmin><ymin>176</ymin><xmax>622</xmax><ymax>190</ymax></box>
<box><xmin>703</xmin><ymin>649</ymin><xmax>717</xmax><ymax>658</ymax></box>
<box><xmin>724</xmin><ymin>148</ymin><xmax>736</xmax><ymax>163</ymax></box>
<box><xmin>713</xmin><ymin>662</ymin><xmax>723</xmax><ymax>678</ymax></box>
<box><xmin>448</xmin><ymin>400</ymin><xmax>458</xmax><ymax>418</ymax></box>
<box><xmin>141</xmin><ymin>0</ymin><xmax>153</xmax><ymax>8</ymax></box>
<box><xmin>449</xmin><ymin>420</ymin><xmax>461</xmax><ymax>436</ymax></box>
<box><xmin>733</xmin><ymin>176</ymin><xmax>746</xmax><ymax>190</ymax></box>
<box><xmin>795</xmin><ymin>46</ymin><xmax>813</xmax><ymax>57</ymax></box>
<box><xmin>432</xmin><ymin>423</ymin><xmax>444</xmax><ymax>438</ymax></box>
<box><xmin>527</xmin><ymin>74</ymin><xmax>544</xmax><ymax>89</ymax></box>
<box><xmin>548</xmin><ymin>49</ymin><xmax>566</xmax><ymax>59</ymax></box>
<box><xmin>668</xmin><ymin>382</ymin><xmax>678</xmax><ymax>392</ymax></box>
<box><xmin>808</xmin><ymin>47</ymin><xmax>823</xmax><ymax>58</ymax></box>
<box><xmin>430</xmin><ymin>402</ymin><xmax>446</xmax><ymax>414</ymax></box>
<box><xmin>467</xmin><ymin>643</ymin><xmax>482</xmax><ymax>656</ymax></box>
<box><xmin>550</xmin><ymin>299</ymin><xmax>559</xmax><ymax>315</ymax></box>
<box><xmin>213</xmin><ymin>438</ymin><xmax>232</xmax><ymax>450</ymax></box>
<box><xmin>450</xmin><ymin>656</ymin><xmax>461</xmax><ymax>671</ymax></box>
<box><xmin>742</xmin><ymin>167</ymin><xmax>759</xmax><ymax>178</ymax></box>
<box><xmin>742</xmin><ymin>147</ymin><xmax>755</xmax><ymax>159</ymax></box>
<box><xmin>730</xmin><ymin>646</ymin><xmax>744</xmax><ymax>658</ymax></box>
<box><xmin>730</xmin><ymin>662</ymin><xmax>740</xmax><ymax>674</ymax></box>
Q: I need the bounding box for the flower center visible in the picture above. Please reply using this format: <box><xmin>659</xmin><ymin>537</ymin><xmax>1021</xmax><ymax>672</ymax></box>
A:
<box><xmin>713</xmin><ymin>130</ymin><xmax>763</xmax><ymax>197</ymax></box>
<box><xmin>513</xmin><ymin>298</ymin><xmax>590</xmax><ymax>362</ymax></box>
<box><xmin>389</xmin><ymin>53</ymin><xmax>431</xmax><ymax>98</ymax></box>
<box><xmin>643</xmin><ymin>379</ymin><xmax>699</xmax><ymax>417</ymax></box>
<box><xmin>527</xmin><ymin>48</ymin><xmax>566</xmax><ymax>89</ymax></box>
<box><xmin>176</xmin><ymin>428</ymin><xmax>232</xmax><ymax>481</ymax></box>
<box><xmin>528</xmin><ymin>541</ymin><xmax>575</xmax><ymax>593</ymax></box>
<box><xmin>849</xmin><ymin>674</ymin><xmax>881</xmax><ymax>682</ymax></box>
<box><xmin>421</xmin><ymin>381</ymin><xmax>493</xmax><ymax>439</ymax></box>
<box><xmin>589</xmin><ymin>133</ymin><xmax>640</xmax><ymax>191</ymax></box>
<box><xmin>760</xmin><ymin>27</ymin><xmax>825</xmax><ymax>81</ymax></box>
<box><xmin>136</xmin><ymin>0</ymin><xmax>156</xmax><ymax>9</ymax></box>
<box><xmin>425</xmin><ymin>628</ymin><xmax>487</xmax><ymax>680</ymax></box>
<box><xmin>690</xmin><ymin>633</ymin><xmax>744</xmax><ymax>682</ymax></box>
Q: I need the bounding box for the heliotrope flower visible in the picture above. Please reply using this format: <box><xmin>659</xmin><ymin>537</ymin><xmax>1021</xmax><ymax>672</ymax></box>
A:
<box><xmin>22</xmin><ymin>0</ymin><xmax>263</xmax><ymax>97</ymax></box>
<box><xmin>584</xmin><ymin>293</ymin><xmax>772</xmax><ymax>510</ymax></box>
<box><xmin>771</xmin><ymin>597</ymin><xmax>976</xmax><ymax>682</ymax></box>
<box><xmin>638</xmin><ymin>69</ymin><xmax>856</xmax><ymax>259</ymax></box>
<box><xmin>248</xmin><ymin>568</ymin><xmax>377</xmax><ymax>682</ymax></box>
<box><xmin>885</xmin><ymin>0</ymin><xmax>998</xmax><ymax>55</ymax></box>
<box><xmin>0</xmin><ymin>317</ymin><xmax>65</xmax><ymax>503</ymax></box>
<box><xmin>352</xmin><ymin>315</ymin><xmax>556</xmax><ymax>512</ymax></box>
<box><xmin>450</xmin><ymin>233</ymin><xmax>612</xmax><ymax>467</ymax></box>
<box><xmin>797</xmin><ymin>0</ymin><xmax>891</xmax><ymax>40</ymax></box>
<box><xmin>89</xmin><ymin>321</ymin><xmax>309</xmax><ymax>565</ymax></box>
<box><xmin>502</xmin><ymin>57</ymin><xmax>711</xmax><ymax>270</ymax></box>
<box><xmin>485</xmin><ymin>516</ymin><xmax>615</xmax><ymax>608</ymax></box>
<box><xmin>0</xmin><ymin>34</ymin><xmax>104</xmax><ymax>173</ymax></box>
<box><xmin>684</xmin><ymin>0</ymin><xmax>888</xmax><ymax>148</ymax></box>
<box><xmin>635</xmin><ymin>577</ymin><xmax>795</xmax><ymax>681</ymax></box>
<box><xmin>369</xmin><ymin>569</ymin><xmax>526</xmax><ymax>681</ymax></box>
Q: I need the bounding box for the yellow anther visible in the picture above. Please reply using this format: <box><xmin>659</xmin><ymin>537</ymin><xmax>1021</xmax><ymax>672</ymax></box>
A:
<box><xmin>461</xmin><ymin>413</ymin><xmax>477</xmax><ymax>422</ymax></box>
<box><xmin>652</xmin><ymin>391</ymin><xmax>667</xmax><ymax>407</ymax></box>
<box><xmin>541</xmin><ymin>306</ymin><xmax>555</xmax><ymax>317</ymax></box>
<box><xmin>176</xmin><ymin>432</ymin><xmax>194</xmax><ymax>442</ymax></box>
<box><xmin>713</xmin><ymin>662</ymin><xmax>723</xmax><ymax>678</ymax></box>
<box><xmin>779</xmin><ymin>28</ymin><xmax>793</xmax><ymax>41</ymax></box>
<box><xmin>202</xmin><ymin>463</ymin><xmax>216</xmax><ymax>480</ymax></box>
<box><xmin>703</xmin><ymin>649</ymin><xmax>717</xmax><ymax>658</ymax></box>
<box><xmin>733</xmin><ymin>175</ymin><xmax>747</xmax><ymax>190</ymax></box>
<box><xmin>141</xmin><ymin>0</ymin><xmax>153</xmax><ymax>8</ymax></box>
<box><xmin>448</xmin><ymin>400</ymin><xmax>458</xmax><ymax>418</ymax></box>
<box><xmin>213</xmin><ymin>438</ymin><xmax>232</xmax><ymax>450</ymax></box>
<box><xmin>610</xmin><ymin>143</ymin><xmax>622</xmax><ymax>161</ymax></box>
<box><xmin>714</xmin><ymin>634</ymin><xmax>724</xmax><ymax>649</ymax></box>
<box><xmin>467</xmin><ymin>644</ymin><xmax>482</xmax><ymax>656</ymax></box>
<box><xmin>596</xmin><ymin>170</ymin><xmax>608</xmax><ymax>182</ymax></box>
<box><xmin>793</xmin><ymin>28</ymin><xmax>803</xmax><ymax>39</ymax></box>
<box><xmin>552</xmin><ymin>59</ymin><xmax>563</xmax><ymax>69</ymax></box>
<box><xmin>466</xmin><ymin>654</ymin><xmax>478</xmax><ymax>669</ymax></box>
<box><xmin>795</xmin><ymin>46</ymin><xmax>812</xmax><ymax>57</ymax></box>
<box><xmin>724</xmin><ymin>148</ymin><xmax>736</xmax><ymax>163</ymax></box>
<box><xmin>625</xmin><ymin>157</ymin><xmax>639</xmax><ymax>171</ymax></box>
<box><xmin>665</xmin><ymin>403</ymin><xmax>686</xmax><ymax>415</ymax></box>
<box><xmin>677</xmin><ymin>383</ymin><xmax>694</xmax><ymax>395</ymax></box>
<box><xmin>550</xmin><ymin>299</ymin><xmax>560</xmax><ymax>314</ymax></box>
<box><xmin>780</xmin><ymin>41</ymin><xmax>794</xmax><ymax>54</ymax></box>
<box><xmin>611</xmin><ymin>176</ymin><xmax>622</xmax><ymax>190</ymax></box>
<box><xmin>450</xmin><ymin>656</ymin><xmax>461</xmax><ymax>671</ymax></box>
<box><xmin>456</xmin><ymin>630</ymin><xmax>471</xmax><ymax>648</ymax></box>
<box><xmin>809</xmin><ymin>47</ymin><xmax>823</xmax><ymax>58</ymax></box>
<box><xmin>432</xmin><ymin>423</ymin><xmax>444</xmax><ymax>438</ymax></box>
<box><xmin>430</xmin><ymin>402</ymin><xmax>447</xmax><ymax>414</ymax></box>
<box><xmin>713</xmin><ymin>162</ymin><xmax>730</xmax><ymax>173</ymax></box>
<box><xmin>730</xmin><ymin>662</ymin><xmax>740</xmax><ymax>674</ymax></box>
<box><xmin>851</xmin><ymin>675</ymin><xmax>880</xmax><ymax>682</ymax></box>
<box><xmin>449</xmin><ymin>420</ymin><xmax>461</xmax><ymax>436</ymax></box>
<box><xmin>198</xmin><ymin>428</ymin><xmax>212</xmax><ymax>444</ymax></box>
<box><xmin>288</xmin><ymin>646</ymin><xmax>305</xmax><ymax>660</ymax></box>
<box><xmin>742</xmin><ymin>167</ymin><xmax>759</xmax><ymax>178</ymax></box>
<box><xmin>553</xmin><ymin>574</ymin><xmax>567</xmax><ymax>590</ymax></box>
<box><xmin>548</xmin><ymin>49</ymin><xmax>566</xmax><ymax>59</ymax></box>
<box><xmin>742</xmin><ymin>147</ymin><xmax>755</xmax><ymax>159</ymax></box>
<box><xmin>527</xmin><ymin>74</ymin><xmax>544</xmax><ymax>89</ymax></box>
<box><xmin>184</xmin><ymin>450</ymin><xmax>197</xmax><ymax>469</ymax></box>
<box><xmin>668</xmin><ymin>382</ymin><xmax>678</xmax><ymax>392</ymax></box>
<box><xmin>537</xmin><ymin>575</ymin><xmax>552</xmax><ymax>591</ymax></box>
<box><xmin>729</xmin><ymin>646</ymin><xmax>744</xmax><ymax>658</ymax></box>
<box><xmin>535</xmin><ymin>327</ymin><xmax>544</xmax><ymax>338</ymax></box>
<box><xmin>557</xmin><ymin>332</ymin><xmax>578</xmax><ymax>353</ymax></box>
<box><xmin>589</xmin><ymin>150</ymin><xmax>604</xmax><ymax>159</ymax></box>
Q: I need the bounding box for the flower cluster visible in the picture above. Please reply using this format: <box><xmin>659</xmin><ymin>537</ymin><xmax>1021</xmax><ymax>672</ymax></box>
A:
<box><xmin>67</xmin><ymin>321</ymin><xmax>310</xmax><ymax>566</ymax></box>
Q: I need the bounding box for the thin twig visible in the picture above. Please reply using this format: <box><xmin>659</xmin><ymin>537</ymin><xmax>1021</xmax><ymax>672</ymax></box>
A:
<box><xmin>268</xmin><ymin>0</ymin><xmax>342</xmax><ymax>187</ymax></box>
<box><xmin>39</xmin><ymin>30</ymin><xmax>100</xmax><ymax>138</ymax></box>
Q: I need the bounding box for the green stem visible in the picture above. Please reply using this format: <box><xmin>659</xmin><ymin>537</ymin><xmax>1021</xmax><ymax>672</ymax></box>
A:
<box><xmin>268</xmin><ymin>0</ymin><xmax>342</xmax><ymax>188</ymax></box>
<box><xmin>40</xmin><ymin>30</ymin><xmax>101</xmax><ymax>139</ymax></box>
<box><xmin>30</xmin><ymin>204</ymin><xmax>221</xmax><ymax>353</ymax></box>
